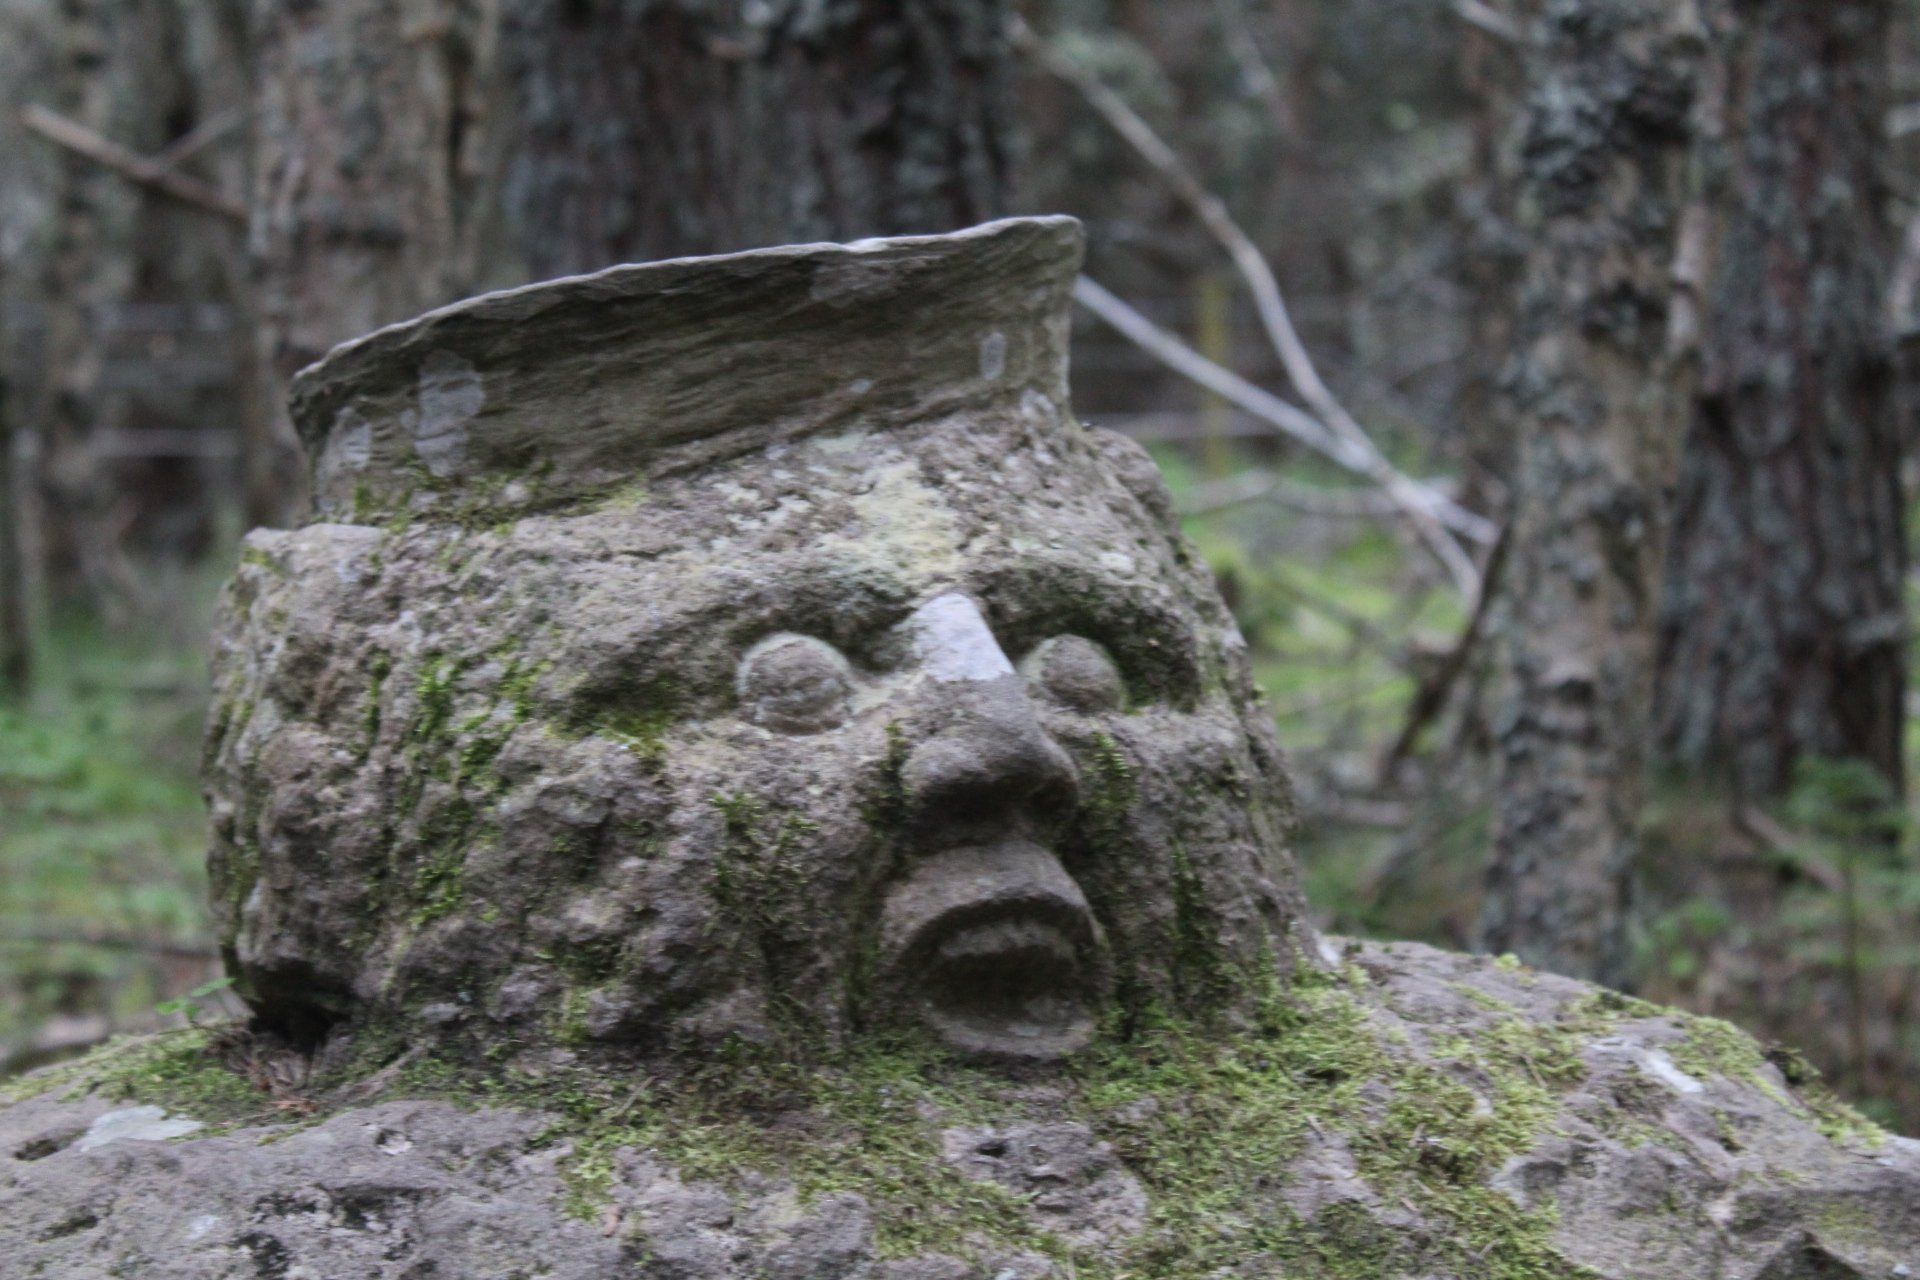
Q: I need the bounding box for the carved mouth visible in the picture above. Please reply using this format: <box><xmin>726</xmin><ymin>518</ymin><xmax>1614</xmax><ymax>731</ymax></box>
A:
<box><xmin>920</xmin><ymin>911</ymin><xmax>1098</xmax><ymax>1056</ymax></box>
<box><xmin>879</xmin><ymin>840</ymin><xmax>1107</xmax><ymax>1059</ymax></box>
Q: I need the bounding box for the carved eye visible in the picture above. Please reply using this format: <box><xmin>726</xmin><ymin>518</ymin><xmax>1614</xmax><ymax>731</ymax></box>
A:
<box><xmin>1022</xmin><ymin>636</ymin><xmax>1126</xmax><ymax>713</ymax></box>
<box><xmin>738</xmin><ymin>634</ymin><xmax>854</xmax><ymax>733</ymax></box>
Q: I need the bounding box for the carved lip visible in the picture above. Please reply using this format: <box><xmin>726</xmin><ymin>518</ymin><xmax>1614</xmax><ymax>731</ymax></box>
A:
<box><xmin>879</xmin><ymin>840</ymin><xmax>1107</xmax><ymax>1060</ymax></box>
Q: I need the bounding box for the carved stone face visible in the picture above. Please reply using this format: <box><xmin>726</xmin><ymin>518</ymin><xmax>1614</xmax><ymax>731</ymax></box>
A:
<box><xmin>204</xmin><ymin>219</ymin><xmax>1312</xmax><ymax>1065</ymax></box>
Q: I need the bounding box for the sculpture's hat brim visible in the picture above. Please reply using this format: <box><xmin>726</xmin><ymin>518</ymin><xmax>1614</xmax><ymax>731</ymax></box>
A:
<box><xmin>290</xmin><ymin>216</ymin><xmax>1084</xmax><ymax>523</ymax></box>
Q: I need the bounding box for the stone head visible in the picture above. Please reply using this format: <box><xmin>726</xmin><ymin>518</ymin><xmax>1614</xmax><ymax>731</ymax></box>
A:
<box><xmin>204</xmin><ymin>217</ymin><xmax>1313</xmax><ymax>1067</ymax></box>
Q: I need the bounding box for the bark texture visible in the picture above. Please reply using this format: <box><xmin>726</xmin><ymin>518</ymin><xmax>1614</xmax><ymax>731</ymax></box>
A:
<box><xmin>14</xmin><ymin>0</ymin><xmax>256</xmax><ymax>603</ymax></box>
<box><xmin>1657</xmin><ymin>0</ymin><xmax>1905</xmax><ymax>800</ymax></box>
<box><xmin>253</xmin><ymin>0</ymin><xmax>1014</xmax><ymax>375</ymax></box>
<box><xmin>1485</xmin><ymin>0</ymin><xmax>1705</xmax><ymax>984</ymax></box>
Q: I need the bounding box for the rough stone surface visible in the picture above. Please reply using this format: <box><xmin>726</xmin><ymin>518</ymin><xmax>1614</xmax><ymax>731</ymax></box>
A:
<box><xmin>3</xmin><ymin>220</ymin><xmax>1915</xmax><ymax>1275</ymax></box>
<box><xmin>206</xmin><ymin>215</ymin><xmax>1309</xmax><ymax>1065</ymax></box>
<box><xmin>3</xmin><ymin>942</ymin><xmax>1917</xmax><ymax>1277</ymax></box>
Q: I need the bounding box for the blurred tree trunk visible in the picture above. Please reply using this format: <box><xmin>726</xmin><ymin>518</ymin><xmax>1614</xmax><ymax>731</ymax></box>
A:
<box><xmin>0</xmin><ymin>291</ymin><xmax>26</xmax><ymax>699</ymax></box>
<box><xmin>1484</xmin><ymin>0</ymin><xmax>1705</xmax><ymax>984</ymax></box>
<box><xmin>23</xmin><ymin>0</ymin><xmax>264</xmax><ymax>598</ymax></box>
<box><xmin>1657</xmin><ymin>0</ymin><xmax>1905</xmax><ymax>803</ymax></box>
<box><xmin>1450</xmin><ymin>10</ymin><xmax>1524</xmax><ymax>508</ymax></box>
<box><xmin>34</xmin><ymin>0</ymin><xmax>117</xmax><ymax>608</ymax></box>
<box><xmin>253</xmin><ymin>0</ymin><xmax>1014</xmax><ymax>374</ymax></box>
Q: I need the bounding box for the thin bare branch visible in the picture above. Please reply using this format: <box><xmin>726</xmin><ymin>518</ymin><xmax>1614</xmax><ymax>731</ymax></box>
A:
<box><xmin>1074</xmin><ymin>277</ymin><xmax>1498</xmax><ymax>550</ymax></box>
<box><xmin>1377</xmin><ymin>522</ymin><xmax>1512</xmax><ymax>785</ymax></box>
<box><xmin>1018</xmin><ymin>20</ymin><xmax>1489</xmax><ymax>599</ymax></box>
<box><xmin>151</xmin><ymin>108</ymin><xmax>246</xmax><ymax>174</ymax></box>
<box><xmin>20</xmin><ymin>105</ymin><xmax>246</xmax><ymax>224</ymax></box>
<box><xmin>1183</xmin><ymin>469</ymin><xmax>1437</xmax><ymax>521</ymax></box>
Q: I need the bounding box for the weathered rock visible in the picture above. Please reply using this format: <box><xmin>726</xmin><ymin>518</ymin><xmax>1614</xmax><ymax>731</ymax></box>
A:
<box><xmin>204</xmin><ymin>214</ymin><xmax>1309</xmax><ymax>1066</ymax></box>
<box><xmin>2</xmin><ymin>219</ymin><xmax>1915</xmax><ymax>1276</ymax></box>
<box><xmin>4</xmin><ymin>941</ymin><xmax>1916</xmax><ymax>1276</ymax></box>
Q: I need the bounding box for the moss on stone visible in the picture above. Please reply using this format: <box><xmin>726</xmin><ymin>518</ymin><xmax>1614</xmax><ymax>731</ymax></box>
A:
<box><xmin>351</xmin><ymin>966</ymin><xmax>1603</xmax><ymax>1277</ymax></box>
<box><xmin>27</xmin><ymin>953</ymin><xmax>1887</xmax><ymax>1278</ymax></box>
<box><xmin>1</xmin><ymin>1029</ymin><xmax>269</xmax><ymax>1131</ymax></box>
<box><xmin>1082</xmin><ymin>732</ymin><xmax>1136</xmax><ymax>830</ymax></box>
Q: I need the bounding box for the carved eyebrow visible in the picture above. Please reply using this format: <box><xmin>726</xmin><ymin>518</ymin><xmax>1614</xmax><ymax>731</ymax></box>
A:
<box><xmin>973</xmin><ymin>561</ymin><xmax>1204</xmax><ymax>703</ymax></box>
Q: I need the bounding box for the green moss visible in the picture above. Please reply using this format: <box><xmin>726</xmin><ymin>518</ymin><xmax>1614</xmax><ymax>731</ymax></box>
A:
<box><xmin>411</xmin><ymin>846</ymin><xmax>467</xmax><ymax>926</ymax></box>
<box><xmin>453</xmin><ymin>710</ymin><xmax>511</xmax><ymax>787</ymax></box>
<box><xmin>1083</xmin><ymin>732</ymin><xmax>1137</xmax><ymax>830</ymax></box>
<box><xmin>860</xmin><ymin>721</ymin><xmax>912</xmax><ymax>831</ymax></box>
<box><xmin>1651</xmin><ymin>1012</ymin><xmax>1886</xmax><ymax>1149</ymax></box>
<box><xmin>361</xmin><ymin>651</ymin><xmax>392</xmax><ymax>760</ymax></box>
<box><xmin>21</xmin><ymin>968</ymin><xmax>1627</xmax><ymax>1277</ymax></box>
<box><xmin>709</xmin><ymin>793</ymin><xmax>817</xmax><ymax>949</ymax></box>
<box><xmin>2</xmin><ymin>1029</ymin><xmax>267</xmax><ymax>1129</ymax></box>
<box><xmin>497</xmin><ymin>658</ymin><xmax>549</xmax><ymax>720</ymax></box>
<box><xmin>1168</xmin><ymin>839</ymin><xmax>1231</xmax><ymax>1003</ymax></box>
<box><xmin>1667</xmin><ymin>1013</ymin><xmax>1770</xmax><ymax>1083</ymax></box>
<box><xmin>238</xmin><ymin>545</ymin><xmax>283</xmax><ymax>574</ymax></box>
<box><xmin>600</xmin><ymin>706</ymin><xmax>672</xmax><ymax>766</ymax></box>
<box><xmin>411</xmin><ymin>655</ymin><xmax>462</xmax><ymax>749</ymax></box>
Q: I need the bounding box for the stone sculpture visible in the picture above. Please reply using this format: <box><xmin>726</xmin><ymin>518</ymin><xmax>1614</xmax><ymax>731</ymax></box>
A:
<box><xmin>203</xmin><ymin>214</ymin><xmax>1307</xmax><ymax>1067</ymax></box>
<box><xmin>1</xmin><ymin>218</ymin><xmax>1914</xmax><ymax>1278</ymax></box>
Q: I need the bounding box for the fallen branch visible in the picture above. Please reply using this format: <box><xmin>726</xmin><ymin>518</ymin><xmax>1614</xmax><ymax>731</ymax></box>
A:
<box><xmin>1018</xmin><ymin>20</ymin><xmax>1490</xmax><ymax>599</ymax></box>
<box><xmin>20</xmin><ymin>105</ymin><xmax>246</xmax><ymax>225</ymax></box>
<box><xmin>1075</xmin><ymin>278</ymin><xmax>1496</xmax><ymax>549</ymax></box>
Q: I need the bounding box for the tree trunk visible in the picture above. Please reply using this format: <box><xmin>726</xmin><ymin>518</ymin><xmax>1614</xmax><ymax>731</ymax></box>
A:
<box><xmin>0</xmin><ymin>275</ymin><xmax>27</xmax><ymax>700</ymax></box>
<box><xmin>1484</xmin><ymin>0</ymin><xmax>1706</xmax><ymax>985</ymax></box>
<box><xmin>253</xmin><ymin>0</ymin><xmax>1015</xmax><ymax>375</ymax></box>
<box><xmin>1657</xmin><ymin>0</ymin><xmax>1904</xmax><ymax>802</ymax></box>
<box><xmin>23</xmin><ymin>0</ymin><xmax>262</xmax><ymax>600</ymax></box>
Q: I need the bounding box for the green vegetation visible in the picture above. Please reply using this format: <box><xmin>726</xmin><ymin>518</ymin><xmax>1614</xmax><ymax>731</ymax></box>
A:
<box><xmin>0</xmin><ymin>596</ymin><xmax>220</xmax><ymax>1063</ymax></box>
<box><xmin>2</xmin><ymin>963</ymin><xmax>1642</xmax><ymax>1278</ymax></box>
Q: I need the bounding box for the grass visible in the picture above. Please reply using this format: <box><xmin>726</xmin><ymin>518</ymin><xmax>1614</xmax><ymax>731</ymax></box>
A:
<box><xmin>0</xmin><ymin>574</ymin><xmax>223</xmax><ymax>1064</ymax></box>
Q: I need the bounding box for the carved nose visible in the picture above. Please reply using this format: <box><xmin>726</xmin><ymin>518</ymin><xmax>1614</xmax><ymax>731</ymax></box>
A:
<box><xmin>899</xmin><ymin>594</ymin><xmax>1080</xmax><ymax>830</ymax></box>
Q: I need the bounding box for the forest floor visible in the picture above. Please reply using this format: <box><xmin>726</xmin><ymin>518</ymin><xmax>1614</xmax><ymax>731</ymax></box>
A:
<box><xmin>3</xmin><ymin>445</ymin><xmax>1915</xmax><ymax>1134</ymax></box>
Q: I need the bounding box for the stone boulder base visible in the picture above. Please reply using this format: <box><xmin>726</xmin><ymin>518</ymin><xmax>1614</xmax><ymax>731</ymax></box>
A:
<box><xmin>3</xmin><ymin>942</ymin><xmax>1914</xmax><ymax>1279</ymax></box>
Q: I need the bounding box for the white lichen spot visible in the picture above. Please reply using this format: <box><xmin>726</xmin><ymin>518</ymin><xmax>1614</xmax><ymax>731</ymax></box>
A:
<box><xmin>1021</xmin><ymin>389</ymin><xmax>1058</xmax><ymax>423</ymax></box>
<box><xmin>185</xmin><ymin>1214</ymin><xmax>223</xmax><ymax>1242</ymax></box>
<box><xmin>76</xmin><ymin>1105</ymin><xmax>204</xmax><ymax>1152</ymax></box>
<box><xmin>815</xmin><ymin>429</ymin><xmax>869</xmax><ymax>457</ymax></box>
<box><xmin>834</xmin><ymin>460</ymin><xmax>966</xmax><ymax>579</ymax></box>
<box><xmin>367</xmin><ymin>1124</ymin><xmax>415</xmax><ymax>1156</ymax></box>
<box><xmin>331</xmin><ymin>407</ymin><xmax>372</xmax><ymax>471</ymax></box>
<box><xmin>1099</xmin><ymin>551</ymin><xmax>1136</xmax><ymax>575</ymax></box>
<box><xmin>910</xmin><ymin>594</ymin><xmax>1015</xmax><ymax>684</ymax></box>
<box><xmin>848</xmin><ymin>378</ymin><xmax>875</xmax><ymax>397</ymax></box>
<box><xmin>411</xmin><ymin>350</ymin><xmax>485</xmax><ymax>479</ymax></box>
<box><xmin>979</xmin><ymin>331</ymin><xmax>1008</xmax><ymax>382</ymax></box>
<box><xmin>1638</xmin><ymin>1048</ymin><xmax>1706</xmax><ymax>1095</ymax></box>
